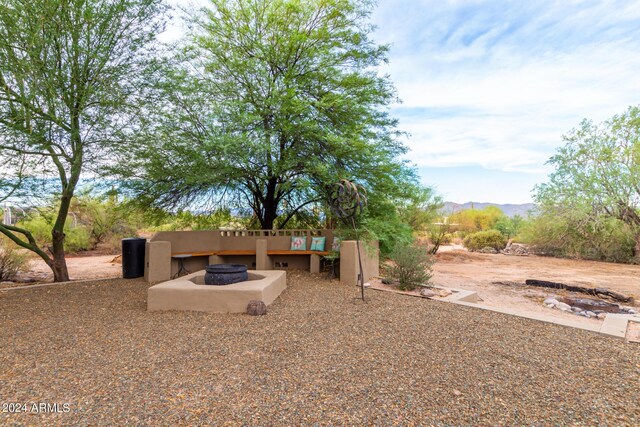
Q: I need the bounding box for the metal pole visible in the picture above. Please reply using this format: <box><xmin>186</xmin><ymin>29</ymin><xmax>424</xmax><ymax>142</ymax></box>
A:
<box><xmin>352</xmin><ymin>216</ymin><xmax>365</xmax><ymax>301</ymax></box>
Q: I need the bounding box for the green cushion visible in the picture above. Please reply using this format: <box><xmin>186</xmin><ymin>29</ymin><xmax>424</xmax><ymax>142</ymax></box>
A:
<box><xmin>310</xmin><ymin>236</ymin><xmax>326</xmax><ymax>251</ymax></box>
<box><xmin>290</xmin><ymin>236</ymin><xmax>307</xmax><ymax>251</ymax></box>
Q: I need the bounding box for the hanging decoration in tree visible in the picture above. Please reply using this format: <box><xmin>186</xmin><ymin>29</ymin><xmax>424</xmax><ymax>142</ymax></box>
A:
<box><xmin>329</xmin><ymin>179</ymin><xmax>368</xmax><ymax>301</ymax></box>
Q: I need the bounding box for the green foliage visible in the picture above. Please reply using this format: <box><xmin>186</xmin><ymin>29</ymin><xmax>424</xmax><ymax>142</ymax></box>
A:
<box><xmin>64</xmin><ymin>226</ymin><xmax>92</xmax><ymax>253</ymax></box>
<box><xmin>520</xmin><ymin>206</ymin><xmax>636</xmax><ymax>263</ymax></box>
<box><xmin>350</xmin><ymin>180</ymin><xmax>444</xmax><ymax>257</ymax></box>
<box><xmin>18</xmin><ymin>215</ymin><xmax>92</xmax><ymax>253</ymax></box>
<box><xmin>332</xmin><ymin>215</ymin><xmax>412</xmax><ymax>259</ymax></box>
<box><xmin>532</xmin><ymin>105</ymin><xmax>640</xmax><ymax>263</ymax></box>
<box><xmin>362</xmin><ymin>216</ymin><xmax>414</xmax><ymax>257</ymax></box>
<box><xmin>117</xmin><ymin>0</ymin><xmax>415</xmax><ymax>230</ymax></box>
<box><xmin>0</xmin><ymin>239</ymin><xmax>29</xmax><ymax>281</ymax></box>
<box><xmin>14</xmin><ymin>192</ymin><xmax>148</xmax><ymax>253</ymax></box>
<box><xmin>397</xmin><ymin>186</ymin><xmax>443</xmax><ymax>232</ymax></box>
<box><xmin>494</xmin><ymin>215</ymin><xmax>524</xmax><ymax>239</ymax></box>
<box><xmin>71</xmin><ymin>192</ymin><xmax>140</xmax><ymax>249</ymax></box>
<box><xmin>463</xmin><ymin>230</ymin><xmax>507</xmax><ymax>251</ymax></box>
<box><xmin>426</xmin><ymin>223</ymin><xmax>451</xmax><ymax>254</ymax></box>
<box><xmin>389</xmin><ymin>242</ymin><xmax>434</xmax><ymax>291</ymax></box>
<box><xmin>147</xmin><ymin>209</ymin><xmax>249</xmax><ymax>232</ymax></box>
<box><xmin>449</xmin><ymin>206</ymin><xmax>505</xmax><ymax>234</ymax></box>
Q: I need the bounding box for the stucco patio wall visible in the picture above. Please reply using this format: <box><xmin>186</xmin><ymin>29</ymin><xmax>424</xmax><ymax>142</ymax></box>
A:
<box><xmin>146</xmin><ymin>229</ymin><xmax>382</xmax><ymax>283</ymax></box>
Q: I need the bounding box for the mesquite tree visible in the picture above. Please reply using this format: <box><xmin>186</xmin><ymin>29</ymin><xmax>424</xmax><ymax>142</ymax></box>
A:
<box><xmin>534</xmin><ymin>106</ymin><xmax>640</xmax><ymax>262</ymax></box>
<box><xmin>0</xmin><ymin>0</ymin><xmax>164</xmax><ymax>281</ymax></box>
<box><xmin>119</xmin><ymin>0</ymin><xmax>412</xmax><ymax>229</ymax></box>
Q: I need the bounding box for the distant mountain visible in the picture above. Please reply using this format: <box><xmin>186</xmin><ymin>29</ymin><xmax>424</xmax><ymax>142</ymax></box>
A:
<box><xmin>442</xmin><ymin>201</ymin><xmax>537</xmax><ymax>218</ymax></box>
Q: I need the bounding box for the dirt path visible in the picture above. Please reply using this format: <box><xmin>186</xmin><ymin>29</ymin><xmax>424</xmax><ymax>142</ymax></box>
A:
<box><xmin>19</xmin><ymin>254</ymin><xmax>122</xmax><ymax>283</ymax></box>
<box><xmin>430</xmin><ymin>248</ymin><xmax>639</xmax><ymax>325</ymax></box>
<box><xmin>434</xmin><ymin>249</ymin><xmax>640</xmax><ymax>299</ymax></box>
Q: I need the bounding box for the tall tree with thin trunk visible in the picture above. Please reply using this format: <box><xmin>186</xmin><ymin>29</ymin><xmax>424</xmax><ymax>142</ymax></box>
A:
<box><xmin>0</xmin><ymin>0</ymin><xmax>164</xmax><ymax>281</ymax></box>
<box><xmin>119</xmin><ymin>0</ymin><xmax>414</xmax><ymax>229</ymax></box>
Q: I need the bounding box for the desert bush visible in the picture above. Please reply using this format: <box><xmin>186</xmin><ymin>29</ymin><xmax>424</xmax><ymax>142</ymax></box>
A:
<box><xmin>363</xmin><ymin>216</ymin><xmax>413</xmax><ymax>258</ymax></box>
<box><xmin>63</xmin><ymin>225</ymin><xmax>92</xmax><ymax>252</ymax></box>
<box><xmin>389</xmin><ymin>242</ymin><xmax>434</xmax><ymax>291</ymax></box>
<box><xmin>449</xmin><ymin>206</ymin><xmax>505</xmax><ymax>233</ymax></box>
<box><xmin>463</xmin><ymin>230</ymin><xmax>507</xmax><ymax>251</ymax></box>
<box><xmin>494</xmin><ymin>215</ymin><xmax>525</xmax><ymax>239</ymax></box>
<box><xmin>426</xmin><ymin>223</ymin><xmax>451</xmax><ymax>254</ymax></box>
<box><xmin>335</xmin><ymin>215</ymin><xmax>414</xmax><ymax>259</ymax></box>
<box><xmin>71</xmin><ymin>193</ymin><xmax>148</xmax><ymax>249</ymax></box>
<box><xmin>520</xmin><ymin>210</ymin><xmax>636</xmax><ymax>263</ymax></box>
<box><xmin>0</xmin><ymin>240</ymin><xmax>29</xmax><ymax>281</ymax></box>
<box><xmin>18</xmin><ymin>215</ymin><xmax>92</xmax><ymax>253</ymax></box>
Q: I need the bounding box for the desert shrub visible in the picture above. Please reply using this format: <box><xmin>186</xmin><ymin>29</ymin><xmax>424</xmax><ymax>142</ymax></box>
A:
<box><xmin>0</xmin><ymin>240</ymin><xmax>29</xmax><ymax>281</ymax></box>
<box><xmin>389</xmin><ymin>242</ymin><xmax>434</xmax><ymax>291</ymax></box>
<box><xmin>17</xmin><ymin>215</ymin><xmax>92</xmax><ymax>253</ymax></box>
<box><xmin>16</xmin><ymin>215</ymin><xmax>51</xmax><ymax>244</ymax></box>
<box><xmin>520</xmin><ymin>211</ymin><xmax>635</xmax><ymax>263</ymax></box>
<box><xmin>463</xmin><ymin>230</ymin><xmax>507</xmax><ymax>251</ymax></box>
<box><xmin>63</xmin><ymin>225</ymin><xmax>92</xmax><ymax>252</ymax></box>
<box><xmin>71</xmin><ymin>193</ymin><xmax>148</xmax><ymax>248</ymax></box>
<box><xmin>335</xmin><ymin>216</ymin><xmax>413</xmax><ymax>259</ymax></box>
<box><xmin>494</xmin><ymin>215</ymin><xmax>525</xmax><ymax>239</ymax></box>
<box><xmin>363</xmin><ymin>216</ymin><xmax>413</xmax><ymax>258</ymax></box>
<box><xmin>449</xmin><ymin>206</ymin><xmax>505</xmax><ymax>233</ymax></box>
<box><xmin>426</xmin><ymin>223</ymin><xmax>451</xmax><ymax>254</ymax></box>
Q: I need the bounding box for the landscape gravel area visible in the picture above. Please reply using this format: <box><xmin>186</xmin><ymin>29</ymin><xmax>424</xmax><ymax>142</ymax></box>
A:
<box><xmin>1</xmin><ymin>271</ymin><xmax>638</xmax><ymax>426</ymax></box>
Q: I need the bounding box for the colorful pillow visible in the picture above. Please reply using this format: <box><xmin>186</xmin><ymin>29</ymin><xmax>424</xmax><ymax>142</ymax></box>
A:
<box><xmin>331</xmin><ymin>237</ymin><xmax>341</xmax><ymax>251</ymax></box>
<box><xmin>290</xmin><ymin>236</ymin><xmax>307</xmax><ymax>251</ymax></box>
<box><xmin>310</xmin><ymin>236</ymin><xmax>326</xmax><ymax>251</ymax></box>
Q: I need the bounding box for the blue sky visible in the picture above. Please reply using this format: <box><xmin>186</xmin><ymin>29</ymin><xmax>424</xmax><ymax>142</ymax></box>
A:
<box><xmin>369</xmin><ymin>0</ymin><xmax>640</xmax><ymax>203</ymax></box>
<box><xmin>169</xmin><ymin>0</ymin><xmax>640</xmax><ymax>204</ymax></box>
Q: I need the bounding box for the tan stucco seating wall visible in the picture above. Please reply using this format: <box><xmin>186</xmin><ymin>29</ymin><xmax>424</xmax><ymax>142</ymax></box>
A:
<box><xmin>145</xmin><ymin>229</ymin><xmax>340</xmax><ymax>283</ymax></box>
<box><xmin>150</xmin><ymin>230</ymin><xmax>222</xmax><ymax>253</ymax></box>
<box><xmin>150</xmin><ymin>229</ymin><xmax>335</xmax><ymax>253</ymax></box>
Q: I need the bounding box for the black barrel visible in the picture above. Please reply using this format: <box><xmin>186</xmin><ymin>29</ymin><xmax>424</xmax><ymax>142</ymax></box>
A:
<box><xmin>122</xmin><ymin>238</ymin><xmax>146</xmax><ymax>279</ymax></box>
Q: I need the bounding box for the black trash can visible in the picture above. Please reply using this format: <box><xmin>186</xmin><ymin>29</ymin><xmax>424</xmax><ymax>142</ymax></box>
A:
<box><xmin>122</xmin><ymin>238</ymin><xmax>146</xmax><ymax>279</ymax></box>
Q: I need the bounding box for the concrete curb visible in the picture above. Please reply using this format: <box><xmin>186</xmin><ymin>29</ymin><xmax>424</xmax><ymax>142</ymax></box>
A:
<box><xmin>369</xmin><ymin>283</ymin><xmax>636</xmax><ymax>340</ymax></box>
<box><xmin>0</xmin><ymin>276</ymin><xmax>127</xmax><ymax>291</ymax></box>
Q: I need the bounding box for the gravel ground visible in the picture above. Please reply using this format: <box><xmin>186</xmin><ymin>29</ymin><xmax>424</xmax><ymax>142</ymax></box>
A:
<box><xmin>1</xmin><ymin>271</ymin><xmax>638</xmax><ymax>426</ymax></box>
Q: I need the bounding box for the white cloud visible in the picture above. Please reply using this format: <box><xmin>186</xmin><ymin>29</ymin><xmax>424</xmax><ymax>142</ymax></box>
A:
<box><xmin>371</xmin><ymin>0</ymin><xmax>640</xmax><ymax>174</ymax></box>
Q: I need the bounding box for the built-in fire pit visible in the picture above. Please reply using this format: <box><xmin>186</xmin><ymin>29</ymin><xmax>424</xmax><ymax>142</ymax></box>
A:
<box><xmin>204</xmin><ymin>264</ymin><xmax>248</xmax><ymax>285</ymax></box>
<box><xmin>147</xmin><ymin>269</ymin><xmax>286</xmax><ymax>313</ymax></box>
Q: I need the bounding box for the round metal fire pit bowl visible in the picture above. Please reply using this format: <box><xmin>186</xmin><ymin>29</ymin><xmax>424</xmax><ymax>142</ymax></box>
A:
<box><xmin>204</xmin><ymin>264</ymin><xmax>249</xmax><ymax>285</ymax></box>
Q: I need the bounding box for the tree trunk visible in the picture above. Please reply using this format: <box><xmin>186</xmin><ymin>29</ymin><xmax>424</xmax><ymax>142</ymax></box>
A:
<box><xmin>49</xmin><ymin>183</ymin><xmax>77</xmax><ymax>282</ymax></box>
<box><xmin>634</xmin><ymin>234</ymin><xmax>640</xmax><ymax>264</ymax></box>
<box><xmin>51</xmin><ymin>227</ymin><xmax>69</xmax><ymax>282</ymax></box>
<box><xmin>261</xmin><ymin>201</ymin><xmax>278</xmax><ymax>230</ymax></box>
<box><xmin>260</xmin><ymin>177</ymin><xmax>279</xmax><ymax>230</ymax></box>
<box><xmin>50</xmin><ymin>193</ymin><xmax>72</xmax><ymax>282</ymax></box>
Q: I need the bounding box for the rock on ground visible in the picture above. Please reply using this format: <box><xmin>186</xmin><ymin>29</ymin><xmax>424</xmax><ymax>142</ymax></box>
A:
<box><xmin>246</xmin><ymin>300</ymin><xmax>267</xmax><ymax>316</ymax></box>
